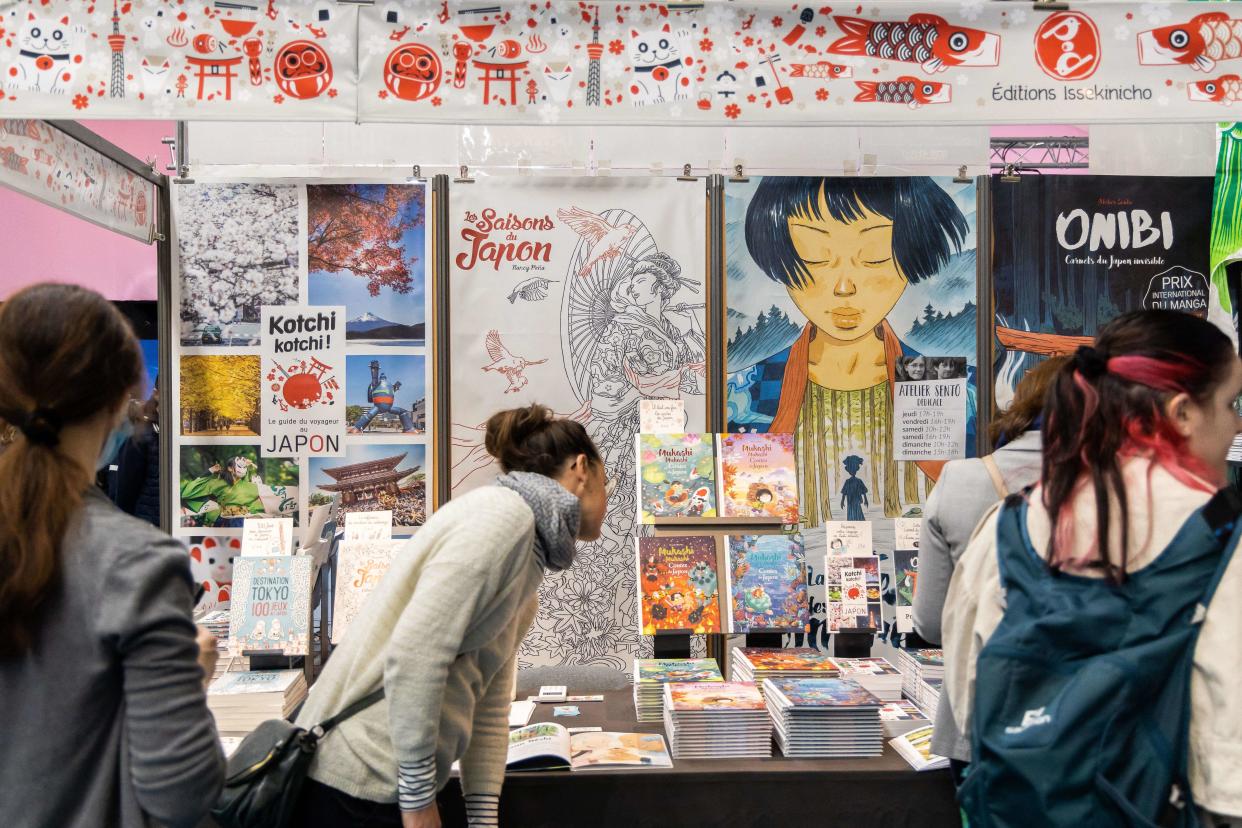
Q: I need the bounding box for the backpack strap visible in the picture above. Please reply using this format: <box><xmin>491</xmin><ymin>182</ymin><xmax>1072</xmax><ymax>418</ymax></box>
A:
<box><xmin>981</xmin><ymin>455</ymin><xmax>1008</xmax><ymax>499</ymax></box>
<box><xmin>311</xmin><ymin>688</ymin><xmax>386</xmax><ymax>738</ymax></box>
<box><xmin>1198</xmin><ymin>487</ymin><xmax>1242</xmax><ymax>609</ymax></box>
<box><xmin>994</xmin><ymin>493</ymin><xmax>1047</xmax><ymax>589</ymax></box>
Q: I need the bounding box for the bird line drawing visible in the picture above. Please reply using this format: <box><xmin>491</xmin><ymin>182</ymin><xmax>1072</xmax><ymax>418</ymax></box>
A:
<box><xmin>556</xmin><ymin>206</ymin><xmax>640</xmax><ymax>278</ymax></box>
<box><xmin>508</xmin><ymin>276</ymin><xmax>559</xmax><ymax>303</ymax></box>
<box><xmin>482</xmin><ymin>329</ymin><xmax>547</xmax><ymax>394</ymax></box>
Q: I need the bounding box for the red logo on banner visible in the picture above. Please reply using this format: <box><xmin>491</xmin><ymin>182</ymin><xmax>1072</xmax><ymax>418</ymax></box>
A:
<box><xmin>1035</xmin><ymin>12</ymin><xmax>1100</xmax><ymax>81</ymax></box>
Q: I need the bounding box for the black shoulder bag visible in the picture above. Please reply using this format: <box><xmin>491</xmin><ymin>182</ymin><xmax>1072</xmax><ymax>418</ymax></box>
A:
<box><xmin>212</xmin><ymin>687</ymin><xmax>385</xmax><ymax>828</ymax></box>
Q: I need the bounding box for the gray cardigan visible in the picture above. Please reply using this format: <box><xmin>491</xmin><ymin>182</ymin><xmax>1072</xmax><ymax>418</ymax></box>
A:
<box><xmin>913</xmin><ymin>430</ymin><xmax>1042</xmax><ymax>762</ymax></box>
<box><xmin>0</xmin><ymin>488</ymin><xmax>224</xmax><ymax>828</ymax></box>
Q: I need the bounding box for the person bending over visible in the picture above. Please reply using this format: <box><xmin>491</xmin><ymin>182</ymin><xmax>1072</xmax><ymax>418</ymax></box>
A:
<box><xmin>293</xmin><ymin>403</ymin><xmax>608</xmax><ymax>828</ymax></box>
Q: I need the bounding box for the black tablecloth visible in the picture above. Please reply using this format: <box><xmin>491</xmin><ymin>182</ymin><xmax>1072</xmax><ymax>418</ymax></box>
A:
<box><xmin>437</xmin><ymin>691</ymin><xmax>960</xmax><ymax>827</ymax></box>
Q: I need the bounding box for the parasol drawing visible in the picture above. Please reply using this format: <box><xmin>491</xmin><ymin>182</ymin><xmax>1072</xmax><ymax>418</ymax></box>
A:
<box><xmin>559</xmin><ymin>207</ymin><xmax>662</xmax><ymax>403</ymax></box>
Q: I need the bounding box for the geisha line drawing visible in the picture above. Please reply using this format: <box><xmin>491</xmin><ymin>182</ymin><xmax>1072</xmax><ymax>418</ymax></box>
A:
<box><xmin>725</xmin><ymin>176</ymin><xmax>978</xmax><ymax>650</ymax></box>
<box><xmin>450</xmin><ymin>179</ymin><xmax>707</xmax><ymax>669</ymax></box>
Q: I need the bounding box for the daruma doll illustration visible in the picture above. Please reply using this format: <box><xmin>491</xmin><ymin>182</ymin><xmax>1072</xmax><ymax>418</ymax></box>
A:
<box><xmin>384</xmin><ymin>42</ymin><xmax>442</xmax><ymax>101</ymax></box>
<box><xmin>274</xmin><ymin>40</ymin><xmax>333</xmax><ymax>99</ymax></box>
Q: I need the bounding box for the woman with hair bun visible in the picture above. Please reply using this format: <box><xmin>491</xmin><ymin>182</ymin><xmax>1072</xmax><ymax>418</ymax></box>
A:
<box><xmin>294</xmin><ymin>404</ymin><xmax>607</xmax><ymax>828</ymax></box>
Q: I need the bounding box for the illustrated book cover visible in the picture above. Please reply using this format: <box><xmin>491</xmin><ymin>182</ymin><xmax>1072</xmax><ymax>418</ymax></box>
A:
<box><xmin>724</xmin><ymin>533</ymin><xmax>809</xmax><ymax>633</ymax></box>
<box><xmin>716</xmin><ymin>433</ymin><xmax>799</xmax><ymax>523</ymax></box>
<box><xmin>228</xmin><ymin>555</ymin><xmax>312</xmax><ymax>656</ymax></box>
<box><xmin>636</xmin><ymin>433</ymin><xmax>717</xmax><ymax>523</ymax></box>
<box><xmin>637</xmin><ymin>535</ymin><xmax>722</xmax><ymax>635</ymax></box>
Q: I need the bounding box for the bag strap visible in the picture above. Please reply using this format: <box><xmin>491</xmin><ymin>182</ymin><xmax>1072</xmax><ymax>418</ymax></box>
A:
<box><xmin>1199</xmin><ymin>487</ymin><xmax>1242</xmax><ymax>609</ymax></box>
<box><xmin>313</xmin><ymin>688</ymin><xmax>386</xmax><ymax>737</ymax></box>
<box><xmin>981</xmin><ymin>454</ymin><xmax>1008</xmax><ymax>499</ymax></box>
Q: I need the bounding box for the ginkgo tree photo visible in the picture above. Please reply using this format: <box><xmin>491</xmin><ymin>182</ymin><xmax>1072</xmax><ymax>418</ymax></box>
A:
<box><xmin>308</xmin><ymin>184</ymin><xmax>428</xmax><ymax>347</ymax></box>
<box><xmin>180</xmin><ymin>355</ymin><xmax>262</xmax><ymax>436</ymax></box>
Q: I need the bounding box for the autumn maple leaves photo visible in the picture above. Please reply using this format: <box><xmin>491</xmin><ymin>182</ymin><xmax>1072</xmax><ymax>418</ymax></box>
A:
<box><xmin>308</xmin><ymin>184</ymin><xmax>427</xmax><ymax>346</ymax></box>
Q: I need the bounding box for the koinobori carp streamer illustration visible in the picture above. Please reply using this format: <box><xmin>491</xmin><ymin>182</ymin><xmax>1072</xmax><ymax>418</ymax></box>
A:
<box><xmin>854</xmin><ymin>76</ymin><xmax>951</xmax><ymax>108</ymax></box>
<box><xmin>1137</xmin><ymin>12</ymin><xmax>1242</xmax><ymax>72</ymax></box>
<box><xmin>827</xmin><ymin>14</ymin><xmax>1001</xmax><ymax>73</ymax></box>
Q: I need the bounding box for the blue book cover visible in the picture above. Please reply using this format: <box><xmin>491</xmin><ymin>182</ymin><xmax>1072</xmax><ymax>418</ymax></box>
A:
<box><xmin>228</xmin><ymin>555</ymin><xmax>313</xmax><ymax>656</ymax></box>
<box><xmin>724</xmin><ymin>533</ymin><xmax>809</xmax><ymax>634</ymax></box>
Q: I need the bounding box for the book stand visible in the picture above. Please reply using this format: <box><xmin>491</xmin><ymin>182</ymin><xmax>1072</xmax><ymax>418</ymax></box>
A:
<box><xmin>653</xmin><ymin>631</ymin><xmax>692</xmax><ymax>659</ymax></box>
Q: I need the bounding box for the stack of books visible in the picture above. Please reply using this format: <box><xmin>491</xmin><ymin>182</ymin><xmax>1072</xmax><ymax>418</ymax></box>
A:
<box><xmin>731</xmin><ymin>647</ymin><xmax>840</xmax><ymax>696</ymax></box>
<box><xmin>207</xmin><ymin>669</ymin><xmax>308</xmax><ymax>736</ymax></box>
<box><xmin>196</xmin><ymin>609</ymin><xmax>250</xmax><ymax>683</ymax></box>
<box><xmin>836</xmin><ymin>657</ymin><xmax>904</xmax><ymax>701</ymax></box>
<box><xmin>879</xmin><ymin>700</ymin><xmax>930</xmax><ymax>738</ymax></box>
<box><xmin>632</xmin><ymin>658</ymin><xmax>724</xmax><ymax>722</ymax></box>
<box><xmin>911</xmin><ymin>677</ymin><xmax>943</xmax><ymax>719</ymax></box>
<box><xmin>896</xmin><ymin>649</ymin><xmax>945</xmax><ymax>717</ymax></box>
<box><xmin>763</xmin><ymin>678</ymin><xmax>885</xmax><ymax>758</ymax></box>
<box><xmin>663</xmin><ymin>682</ymin><xmax>772</xmax><ymax>759</ymax></box>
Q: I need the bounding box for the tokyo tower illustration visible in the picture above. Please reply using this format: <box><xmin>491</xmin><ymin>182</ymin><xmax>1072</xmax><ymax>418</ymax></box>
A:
<box><xmin>109</xmin><ymin>0</ymin><xmax>126</xmax><ymax>98</ymax></box>
<box><xmin>586</xmin><ymin>6</ymin><xmax>602</xmax><ymax>107</ymax></box>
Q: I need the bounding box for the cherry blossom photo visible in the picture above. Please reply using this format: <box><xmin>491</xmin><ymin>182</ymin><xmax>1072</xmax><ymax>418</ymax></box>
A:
<box><xmin>176</xmin><ymin>183</ymin><xmax>300</xmax><ymax>346</ymax></box>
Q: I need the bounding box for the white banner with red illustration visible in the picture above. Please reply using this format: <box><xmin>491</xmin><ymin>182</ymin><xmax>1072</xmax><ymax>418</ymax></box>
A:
<box><xmin>0</xmin><ymin>0</ymin><xmax>354</xmax><ymax>119</ymax></box>
<box><xmin>0</xmin><ymin>119</ymin><xmax>153</xmax><ymax>240</ymax></box>
<box><xmin>358</xmin><ymin>1</ymin><xmax>1242</xmax><ymax>124</ymax></box>
<box><xmin>4</xmin><ymin>2</ymin><xmax>1242</xmax><ymax>123</ymax></box>
<box><xmin>261</xmin><ymin>304</ymin><xmax>346</xmax><ymax>457</ymax></box>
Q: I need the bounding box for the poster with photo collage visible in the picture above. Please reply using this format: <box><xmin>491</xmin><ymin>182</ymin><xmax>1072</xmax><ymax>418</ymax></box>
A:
<box><xmin>172</xmin><ymin>182</ymin><xmax>431</xmax><ymax>610</ymax></box>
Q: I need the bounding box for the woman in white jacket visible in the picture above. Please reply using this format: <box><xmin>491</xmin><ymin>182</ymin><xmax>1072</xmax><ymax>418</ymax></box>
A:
<box><xmin>943</xmin><ymin>310</ymin><xmax>1242</xmax><ymax>824</ymax></box>
<box><xmin>293</xmin><ymin>404</ymin><xmax>608</xmax><ymax>828</ymax></box>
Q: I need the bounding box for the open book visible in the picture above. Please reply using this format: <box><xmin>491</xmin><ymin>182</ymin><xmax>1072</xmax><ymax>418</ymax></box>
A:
<box><xmin>890</xmin><ymin>725</ymin><xmax>950</xmax><ymax>772</ymax></box>
<box><xmin>507</xmin><ymin>723</ymin><xmax>672</xmax><ymax>772</ymax></box>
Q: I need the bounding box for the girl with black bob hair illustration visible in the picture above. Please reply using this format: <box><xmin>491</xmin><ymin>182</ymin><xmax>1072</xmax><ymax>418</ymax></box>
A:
<box><xmin>740</xmin><ymin>177</ymin><xmax>972</xmax><ymax>522</ymax></box>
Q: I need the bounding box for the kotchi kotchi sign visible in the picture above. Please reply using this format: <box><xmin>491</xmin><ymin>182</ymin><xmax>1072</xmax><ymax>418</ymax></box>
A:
<box><xmin>0</xmin><ymin>1</ymin><xmax>1238</xmax><ymax>125</ymax></box>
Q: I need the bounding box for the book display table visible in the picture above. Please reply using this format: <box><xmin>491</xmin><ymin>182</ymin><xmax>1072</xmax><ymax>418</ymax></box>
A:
<box><xmin>439</xmin><ymin>690</ymin><xmax>959</xmax><ymax>827</ymax></box>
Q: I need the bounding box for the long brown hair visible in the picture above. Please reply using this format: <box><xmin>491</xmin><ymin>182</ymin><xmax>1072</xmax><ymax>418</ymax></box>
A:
<box><xmin>988</xmin><ymin>356</ymin><xmax>1069</xmax><ymax>448</ymax></box>
<box><xmin>0</xmin><ymin>284</ymin><xmax>142</xmax><ymax>657</ymax></box>
<box><xmin>484</xmin><ymin>404</ymin><xmax>601</xmax><ymax>476</ymax></box>
<box><xmin>1040</xmin><ymin>310</ymin><xmax>1233</xmax><ymax>582</ymax></box>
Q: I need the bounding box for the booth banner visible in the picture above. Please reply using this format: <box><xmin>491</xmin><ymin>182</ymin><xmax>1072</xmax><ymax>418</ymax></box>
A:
<box><xmin>0</xmin><ymin>119</ymin><xmax>152</xmax><ymax>240</ymax></box>
<box><xmin>724</xmin><ymin>176</ymin><xmax>978</xmax><ymax>653</ymax></box>
<box><xmin>992</xmin><ymin>175</ymin><xmax>1220</xmax><ymax>406</ymax></box>
<box><xmin>260</xmin><ymin>304</ymin><xmax>346</xmax><ymax>457</ymax></box>
<box><xmin>8</xmin><ymin>1</ymin><xmax>1242</xmax><ymax>123</ymax></box>
<box><xmin>0</xmin><ymin>0</ymin><xmax>355</xmax><ymax>120</ymax></box>
<box><xmin>449</xmin><ymin>177</ymin><xmax>707</xmax><ymax>670</ymax></box>
<box><xmin>357</xmin><ymin>1</ymin><xmax>1242</xmax><ymax>125</ymax></box>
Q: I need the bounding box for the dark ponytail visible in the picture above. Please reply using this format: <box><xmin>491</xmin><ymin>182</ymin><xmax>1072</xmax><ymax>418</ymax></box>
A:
<box><xmin>0</xmin><ymin>284</ymin><xmax>143</xmax><ymax>657</ymax></box>
<box><xmin>484</xmin><ymin>404</ymin><xmax>601</xmax><ymax>477</ymax></box>
<box><xmin>1040</xmin><ymin>310</ymin><xmax>1234</xmax><ymax>582</ymax></box>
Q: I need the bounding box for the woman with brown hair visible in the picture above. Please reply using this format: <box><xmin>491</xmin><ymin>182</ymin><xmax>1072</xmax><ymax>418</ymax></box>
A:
<box><xmin>912</xmin><ymin>355</ymin><xmax>1068</xmax><ymax>765</ymax></box>
<box><xmin>0</xmin><ymin>283</ymin><xmax>224</xmax><ymax>827</ymax></box>
<box><xmin>293</xmin><ymin>403</ymin><xmax>608</xmax><ymax>828</ymax></box>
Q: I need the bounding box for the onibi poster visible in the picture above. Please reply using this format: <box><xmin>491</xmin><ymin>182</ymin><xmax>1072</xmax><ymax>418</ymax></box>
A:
<box><xmin>449</xmin><ymin>178</ymin><xmax>707</xmax><ymax>670</ymax></box>
<box><xmin>725</xmin><ymin>177</ymin><xmax>977</xmax><ymax>651</ymax></box>
<box><xmin>992</xmin><ymin>175</ymin><xmax>1218</xmax><ymax>406</ymax></box>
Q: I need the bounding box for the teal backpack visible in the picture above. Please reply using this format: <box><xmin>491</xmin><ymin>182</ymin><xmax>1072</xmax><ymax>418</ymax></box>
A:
<box><xmin>959</xmin><ymin>488</ymin><xmax>1242</xmax><ymax>827</ymax></box>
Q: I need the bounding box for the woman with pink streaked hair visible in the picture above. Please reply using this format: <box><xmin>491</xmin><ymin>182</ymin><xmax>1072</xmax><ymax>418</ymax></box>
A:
<box><xmin>942</xmin><ymin>309</ymin><xmax>1242</xmax><ymax>825</ymax></box>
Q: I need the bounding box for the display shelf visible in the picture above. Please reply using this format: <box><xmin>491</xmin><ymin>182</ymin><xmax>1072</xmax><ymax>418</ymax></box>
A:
<box><xmin>649</xmin><ymin>515</ymin><xmax>788</xmax><ymax>537</ymax></box>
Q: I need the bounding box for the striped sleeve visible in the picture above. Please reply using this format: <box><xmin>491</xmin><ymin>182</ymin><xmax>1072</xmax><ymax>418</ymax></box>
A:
<box><xmin>397</xmin><ymin>756</ymin><xmax>437</xmax><ymax>813</ymax></box>
<box><xmin>465</xmin><ymin>793</ymin><xmax>500</xmax><ymax>827</ymax></box>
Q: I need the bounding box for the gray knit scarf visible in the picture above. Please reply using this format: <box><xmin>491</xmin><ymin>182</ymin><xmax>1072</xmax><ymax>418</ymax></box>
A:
<box><xmin>495</xmin><ymin>471</ymin><xmax>581</xmax><ymax>572</ymax></box>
